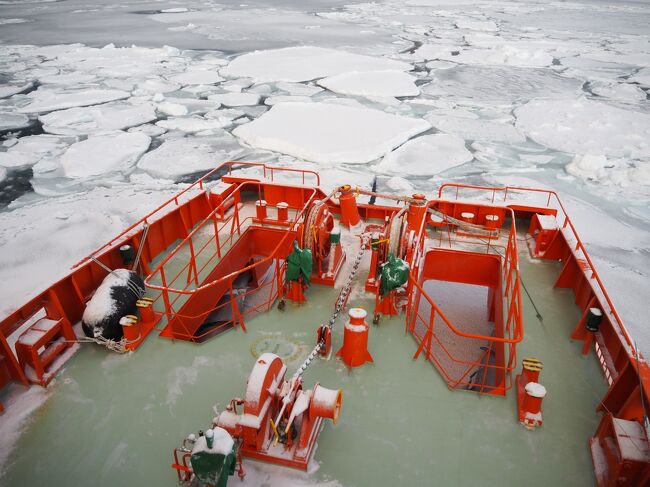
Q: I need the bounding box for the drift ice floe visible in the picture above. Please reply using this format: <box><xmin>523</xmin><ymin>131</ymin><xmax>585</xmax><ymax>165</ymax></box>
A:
<box><xmin>0</xmin><ymin>161</ymin><xmax>648</xmax><ymax>486</ymax></box>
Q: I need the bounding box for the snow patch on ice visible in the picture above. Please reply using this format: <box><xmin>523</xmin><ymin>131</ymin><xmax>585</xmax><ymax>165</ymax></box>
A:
<box><xmin>232</xmin><ymin>102</ymin><xmax>430</xmax><ymax>165</ymax></box>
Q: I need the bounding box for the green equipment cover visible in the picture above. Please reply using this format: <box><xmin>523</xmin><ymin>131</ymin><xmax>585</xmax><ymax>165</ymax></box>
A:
<box><xmin>380</xmin><ymin>253</ymin><xmax>409</xmax><ymax>296</ymax></box>
<box><xmin>286</xmin><ymin>240</ymin><xmax>313</xmax><ymax>284</ymax></box>
<box><xmin>190</xmin><ymin>445</ymin><xmax>236</xmax><ymax>487</ymax></box>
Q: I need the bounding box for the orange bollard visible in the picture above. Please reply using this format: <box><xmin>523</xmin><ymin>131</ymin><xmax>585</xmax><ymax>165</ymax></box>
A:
<box><xmin>120</xmin><ymin>314</ymin><xmax>141</xmax><ymax>343</ymax></box>
<box><xmin>336</xmin><ymin>308</ymin><xmax>373</xmax><ymax>368</ymax></box>
<box><xmin>255</xmin><ymin>200</ymin><xmax>268</xmax><ymax>220</ymax></box>
<box><xmin>407</xmin><ymin>194</ymin><xmax>427</xmax><ymax>232</ymax></box>
<box><xmin>522</xmin><ymin>382</ymin><xmax>546</xmax><ymax>429</ymax></box>
<box><xmin>277</xmin><ymin>201</ymin><xmax>289</xmax><ymax>222</ymax></box>
<box><xmin>136</xmin><ymin>298</ymin><xmax>155</xmax><ymax>323</ymax></box>
<box><xmin>338</xmin><ymin>185</ymin><xmax>360</xmax><ymax>228</ymax></box>
<box><xmin>520</xmin><ymin>358</ymin><xmax>543</xmax><ymax>385</ymax></box>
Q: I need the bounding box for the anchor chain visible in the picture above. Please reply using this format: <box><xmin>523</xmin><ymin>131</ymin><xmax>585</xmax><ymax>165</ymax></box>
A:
<box><xmin>292</xmin><ymin>234</ymin><xmax>369</xmax><ymax>379</ymax></box>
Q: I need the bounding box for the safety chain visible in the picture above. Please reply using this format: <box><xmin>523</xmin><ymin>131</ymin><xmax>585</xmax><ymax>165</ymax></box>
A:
<box><xmin>292</xmin><ymin>233</ymin><xmax>369</xmax><ymax>379</ymax></box>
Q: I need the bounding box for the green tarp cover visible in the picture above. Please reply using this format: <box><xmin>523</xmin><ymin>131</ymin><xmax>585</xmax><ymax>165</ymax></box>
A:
<box><xmin>286</xmin><ymin>240</ymin><xmax>313</xmax><ymax>284</ymax></box>
<box><xmin>191</xmin><ymin>447</ymin><xmax>235</xmax><ymax>487</ymax></box>
<box><xmin>380</xmin><ymin>253</ymin><xmax>409</xmax><ymax>296</ymax></box>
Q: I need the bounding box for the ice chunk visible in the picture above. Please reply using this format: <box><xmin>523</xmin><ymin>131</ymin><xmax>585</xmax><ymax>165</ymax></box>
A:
<box><xmin>137</xmin><ymin>137</ymin><xmax>242</xmax><ymax>179</ymax></box>
<box><xmin>207</xmin><ymin>93</ymin><xmax>261</xmax><ymax>107</ymax></box>
<box><xmin>60</xmin><ymin>132</ymin><xmax>151</xmax><ymax>178</ymax></box>
<box><xmin>318</xmin><ymin>70</ymin><xmax>420</xmax><ymax>98</ymax></box>
<box><xmin>515</xmin><ymin>98</ymin><xmax>650</xmax><ymax>158</ymax></box>
<box><xmin>377</xmin><ymin>134</ymin><xmax>473</xmax><ymax>176</ymax></box>
<box><xmin>0</xmin><ymin>167</ymin><xmax>6</xmax><ymax>183</ymax></box>
<box><xmin>0</xmin><ymin>82</ymin><xmax>34</xmax><ymax>99</ymax></box>
<box><xmin>39</xmin><ymin>102</ymin><xmax>157</xmax><ymax>135</ymax></box>
<box><xmin>590</xmin><ymin>81</ymin><xmax>647</xmax><ymax>103</ymax></box>
<box><xmin>426</xmin><ymin>111</ymin><xmax>525</xmax><ymax>143</ymax></box>
<box><xmin>232</xmin><ymin>102</ymin><xmax>430</xmax><ymax>164</ymax></box>
<box><xmin>220</xmin><ymin>46</ymin><xmax>411</xmax><ymax>82</ymax></box>
<box><xmin>0</xmin><ymin>113</ymin><xmax>31</xmax><ymax>132</ymax></box>
<box><xmin>424</xmin><ymin>65</ymin><xmax>583</xmax><ymax>104</ymax></box>
<box><xmin>18</xmin><ymin>88</ymin><xmax>130</xmax><ymax>114</ymax></box>
<box><xmin>156</xmin><ymin>117</ymin><xmax>230</xmax><ymax>133</ymax></box>
<box><xmin>135</xmin><ymin>78</ymin><xmax>181</xmax><ymax>94</ymax></box>
<box><xmin>0</xmin><ymin>135</ymin><xmax>71</xmax><ymax>169</ymax></box>
<box><xmin>38</xmin><ymin>72</ymin><xmax>98</xmax><ymax>85</ymax></box>
<box><xmin>166</xmin><ymin>71</ymin><xmax>224</xmax><ymax>86</ymax></box>
<box><xmin>157</xmin><ymin>101</ymin><xmax>189</xmax><ymax>117</ymax></box>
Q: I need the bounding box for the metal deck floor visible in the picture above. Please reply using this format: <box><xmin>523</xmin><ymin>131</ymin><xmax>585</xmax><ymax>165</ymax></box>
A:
<box><xmin>0</xmin><ymin>228</ymin><xmax>607</xmax><ymax>487</ymax></box>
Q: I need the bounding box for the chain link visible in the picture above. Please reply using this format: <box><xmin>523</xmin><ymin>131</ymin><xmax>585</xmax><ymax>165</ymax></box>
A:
<box><xmin>292</xmin><ymin>234</ymin><xmax>369</xmax><ymax>379</ymax></box>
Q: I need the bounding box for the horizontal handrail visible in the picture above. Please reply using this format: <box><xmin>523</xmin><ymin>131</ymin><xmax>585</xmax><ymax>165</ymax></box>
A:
<box><xmin>74</xmin><ymin>161</ymin><xmax>320</xmax><ymax>268</ymax></box>
<box><xmin>438</xmin><ymin>183</ymin><xmax>635</xmax><ymax>356</ymax></box>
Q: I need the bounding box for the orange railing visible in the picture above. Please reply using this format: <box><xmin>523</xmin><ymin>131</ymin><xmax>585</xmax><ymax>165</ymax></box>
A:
<box><xmin>405</xmin><ymin>201</ymin><xmax>523</xmax><ymax>395</ymax></box>
<box><xmin>438</xmin><ymin>183</ymin><xmax>636</xmax><ymax>359</ymax></box>
<box><xmin>74</xmin><ymin>161</ymin><xmax>319</xmax><ymax>269</ymax></box>
<box><xmin>145</xmin><ymin>180</ymin><xmax>318</xmax><ymax>340</ymax></box>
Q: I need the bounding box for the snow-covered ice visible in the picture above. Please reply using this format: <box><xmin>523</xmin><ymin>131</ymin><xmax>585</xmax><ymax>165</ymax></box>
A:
<box><xmin>376</xmin><ymin>134</ymin><xmax>473</xmax><ymax>176</ymax></box>
<box><xmin>60</xmin><ymin>132</ymin><xmax>150</xmax><ymax>178</ymax></box>
<box><xmin>155</xmin><ymin>117</ymin><xmax>231</xmax><ymax>133</ymax></box>
<box><xmin>39</xmin><ymin>102</ymin><xmax>157</xmax><ymax>135</ymax></box>
<box><xmin>18</xmin><ymin>88</ymin><xmax>130</xmax><ymax>114</ymax></box>
<box><xmin>0</xmin><ymin>134</ymin><xmax>71</xmax><ymax>169</ymax></box>
<box><xmin>515</xmin><ymin>98</ymin><xmax>650</xmax><ymax>158</ymax></box>
<box><xmin>318</xmin><ymin>70</ymin><xmax>420</xmax><ymax>98</ymax></box>
<box><xmin>426</xmin><ymin>110</ymin><xmax>525</xmax><ymax>144</ymax></box>
<box><xmin>233</xmin><ymin>102</ymin><xmax>430</xmax><ymax>164</ymax></box>
<box><xmin>220</xmin><ymin>46</ymin><xmax>411</xmax><ymax>83</ymax></box>
<box><xmin>137</xmin><ymin>137</ymin><xmax>242</xmax><ymax>179</ymax></box>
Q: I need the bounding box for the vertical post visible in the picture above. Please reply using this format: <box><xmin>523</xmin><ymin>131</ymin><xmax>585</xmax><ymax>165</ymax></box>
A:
<box><xmin>160</xmin><ymin>267</ymin><xmax>173</xmax><ymax>324</ymax></box>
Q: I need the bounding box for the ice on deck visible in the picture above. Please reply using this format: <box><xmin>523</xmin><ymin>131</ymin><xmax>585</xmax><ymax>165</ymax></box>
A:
<box><xmin>232</xmin><ymin>102</ymin><xmax>430</xmax><ymax>165</ymax></box>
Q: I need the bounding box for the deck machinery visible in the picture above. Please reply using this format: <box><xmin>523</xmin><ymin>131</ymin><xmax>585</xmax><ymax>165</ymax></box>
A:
<box><xmin>0</xmin><ymin>162</ymin><xmax>649</xmax><ymax>485</ymax></box>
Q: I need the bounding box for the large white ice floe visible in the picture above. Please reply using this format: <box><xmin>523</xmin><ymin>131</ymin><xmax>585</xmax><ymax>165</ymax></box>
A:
<box><xmin>0</xmin><ymin>113</ymin><xmax>31</xmax><ymax>132</ymax></box>
<box><xmin>426</xmin><ymin>110</ymin><xmax>525</xmax><ymax>143</ymax></box>
<box><xmin>376</xmin><ymin>134</ymin><xmax>473</xmax><ymax>176</ymax></box>
<box><xmin>39</xmin><ymin>102</ymin><xmax>157</xmax><ymax>135</ymax></box>
<box><xmin>589</xmin><ymin>81</ymin><xmax>647</xmax><ymax>103</ymax></box>
<box><xmin>0</xmin><ymin>82</ymin><xmax>34</xmax><ymax>99</ymax></box>
<box><xmin>220</xmin><ymin>46</ymin><xmax>411</xmax><ymax>83</ymax></box>
<box><xmin>425</xmin><ymin>65</ymin><xmax>583</xmax><ymax>104</ymax></box>
<box><xmin>17</xmin><ymin>88</ymin><xmax>131</xmax><ymax>114</ymax></box>
<box><xmin>232</xmin><ymin>102</ymin><xmax>430</xmax><ymax>165</ymax></box>
<box><xmin>317</xmin><ymin>70</ymin><xmax>420</xmax><ymax>98</ymax></box>
<box><xmin>0</xmin><ymin>135</ymin><xmax>72</xmax><ymax>169</ymax></box>
<box><xmin>60</xmin><ymin>132</ymin><xmax>151</xmax><ymax>178</ymax></box>
<box><xmin>137</xmin><ymin>136</ymin><xmax>243</xmax><ymax>179</ymax></box>
<box><xmin>515</xmin><ymin>98</ymin><xmax>650</xmax><ymax>158</ymax></box>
